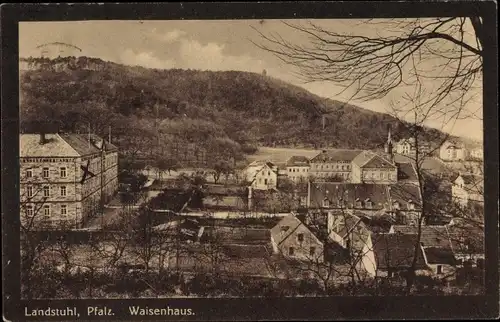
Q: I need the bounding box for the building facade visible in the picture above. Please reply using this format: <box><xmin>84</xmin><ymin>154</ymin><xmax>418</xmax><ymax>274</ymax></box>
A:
<box><xmin>351</xmin><ymin>151</ymin><xmax>398</xmax><ymax>184</ymax></box>
<box><xmin>245</xmin><ymin>161</ymin><xmax>278</xmax><ymax>190</ymax></box>
<box><xmin>270</xmin><ymin>214</ymin><xmax>325</xmax><ymax>262</ymax></box>
<box><xmin>309</xmin><ymin>149</ymin><xmax>362</xmax><ymax>182</ymax></box>
<box><xmin>439</xmin><ymin>140</ymin><xmax>467</xmax><ymax>161</ymax></box>
<box><xmin>396</xmin><ymin>137</ymin><xmax>431</xmax><ymax>157</ymax></box>
<box><xmin>20</xmin><ymin>133</ymin><xmax>118</xmax><ymax>229</ymax></box>
<box><xmin>285</xmin><ymin>156</ymin><xmax>310</xmax><ymax>182</ymax></box>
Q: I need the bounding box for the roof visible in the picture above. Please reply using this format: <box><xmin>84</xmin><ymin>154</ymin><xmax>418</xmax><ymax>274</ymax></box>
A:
<box><xmin>397</xmin><ymin>162</ymin><xmax>418</xmax><ymax>182</ymax></box>
<box><xmin>200</xmin><ymin>226</ymin><xmax>270</xmax><ymax>245</ymax></box>
<box><xmin>286</xmin><ymin>156</ymin><xmax>310</xmax><ymax>167</ymax></box>
<box><xmin>58</xmin><ymin>133</ymin><xmax>101</xmax><ymax>156</ymax></box>
<box><xmin>447</xmin><ymin>221</ymin><xmax>485</xmax><ymax>254</ymax></box>
<box><xmin>271</xmin><ymin>214</ymin><xmax>324</xmax><ymax>246</ymax></box>
<box><xmin>309</xmin><ymin>182</ymin><xmax>390</xmax><ymax>210</ymax></box>
<box><xmin>388</xmin><ymin>184</ymin><xmax>422</xmax><ymax>209</ymax></box>
<box><xmin>372</xmin><ymin>233</ymin><xmax>428</xmax><ymax>270</ymax></box>
<box><xmin>352</xmin><ymin>151</ymin><xmax>395</xmax><ymax>169</ymax></box>
<box><xmin>89</xmin><ymin>133</ymin><xmax>118</xmax><ymax>152</ymax></box>
<box><xmin>20</xmin><ymin>133</ymin><xmax>110</xmax><ymax>157</ymax></box>
<box><xmin>423</xmin><ymin>247</ymin><xmax>457</xmax><ymax>265</ymax></box>
<box><xmin>20</xmin><ymin>133</ymin><xmax>79</xmax><ymax>157</ymax></box>
<box><xmin>390</xmin><ymin>225</ymin><xmax>452</xmax><ymax>249</ymax></box>
<box><xmin>310</xmin><ymin>149</ymin><xmax>363</xmax><ymax>163</ymax></box>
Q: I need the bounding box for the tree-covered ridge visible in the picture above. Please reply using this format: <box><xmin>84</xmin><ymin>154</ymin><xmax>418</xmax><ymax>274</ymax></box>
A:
<box><xmin>20</xmin><ymin>56</ymin><xmax>447</xmax><ymax>163</ymax></box>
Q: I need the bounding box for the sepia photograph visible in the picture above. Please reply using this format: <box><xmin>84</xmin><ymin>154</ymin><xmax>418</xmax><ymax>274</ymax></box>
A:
<box><xmin>2</xmin><ymin>2</ymin><xmax>498</xmax><ymax>320</ymax></box>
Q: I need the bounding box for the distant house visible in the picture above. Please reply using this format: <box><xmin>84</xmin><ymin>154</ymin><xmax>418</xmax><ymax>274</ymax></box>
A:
<box><xmin>451</xmin><ymin>174</ymin><xmax>484</xmax><ymax>206</ymax></box>
<box><xmin>245</xmin><ymin>160</ymin><xmax>278</xmax><ymax>190</ymax></box>
<box><xmin>351</xmin><ymin>151</ymin><xmax>398</xmax><ymax>184</ymax></box>
<box><xmin>371</xmin><ymin>233</ymin><xmax>429</xmax><ymax>278</ymax></box>
<box><xmin>439</xmin><ymin>140</ymin><xmax>468</xmax><ymax>161</ymax></box>
<box><xmin>307</xmin><ymin>182</ymin><xmax>422</xmax><ymax>224</ymax></box>
<box><xmin>395</xmin><ymin>137</ymin><xmax>431</xmax><ymax>157</ymax></box>
<box><xmin>270</xmin><ymin>214</ymin><xmax>325</xmax><ymax>262</ymax></box>
<box><xmin>285</xmin><ymin>156</ymin><xmax>310</xmax><ymax>182</ymax></box>
<box><xmin>389</xmin><ymin>225</ymin><xmax>457</xmax><ymax>275</ymax></box>
<box><xmin>309</xmin><ymin>149</ymin><xmax>362</xmax><ymax>182</ymax></box>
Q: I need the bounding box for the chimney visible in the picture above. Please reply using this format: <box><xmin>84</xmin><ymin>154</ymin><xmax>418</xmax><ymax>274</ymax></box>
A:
<box><xmin>39</xmin><ymin>132</ymin><xmax>47</xmax><ymax>145</ymax></box>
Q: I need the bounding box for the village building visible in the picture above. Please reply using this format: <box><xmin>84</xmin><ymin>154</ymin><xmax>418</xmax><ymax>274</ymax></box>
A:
<box><xmin>309</xmin><ymin>149</ymin><xmax>362</xmax><ymax>182</ymax></box>
<box><xmin>389</xmin><ymin>225</ymin><xmax>457</xmax><ymax>276</ymax></box>
<box><xmin>451</xmin><ymin>173</ymin><xmax>484</xmax><ymax>206</ymax></box>
<box><xmin>395</xmin><ymin>137</ymin><xmax>431</xmax><ymax>157</ymax></box>
<box><xmin>307</xmin><ymin>182</ymin><xmax>422</xmax><ymax>225</ymax></box>
<box><xmin>371</xmin><ymin>233</ymin><xmax>429</xmax><ymax>278</ymax></box>
<box><xmin>270</xmin><ymin>214</ymin><xmax>325</xmax><ymax>262</ymax></box>
<box><xmin>326</xmin><ymin>211</ymin><xmax>376</xmax><ymax>277</ymax></box>
<box><xmin>439</xmin><ymin>140</ymin><xmax>467</xmax><ymax>161</ymax></box>
<box><xmin>20</xmin><ymin>132</ymin><xmax>118</xmax><ymax>229</ymax></box>
<box><xmin>244</xmin><ymin>160</ymin><xmax>278</xmax><ymax>190</ymax></box>
<box><xmin>285</xmin><ymin>156</ymin><xmax>310</xmax><ymax>182</ymax></box>
<box><xmin>351</xmin><ymin>151</ymin><xmax>398</xmax><ymax>184</ymax></box>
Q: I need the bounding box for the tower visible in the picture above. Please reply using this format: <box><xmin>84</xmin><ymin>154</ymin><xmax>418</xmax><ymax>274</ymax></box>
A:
<box><xmin>384</xmin><ymin>125</ymin><xmax>394</xmax><ymax>162</ymax></box>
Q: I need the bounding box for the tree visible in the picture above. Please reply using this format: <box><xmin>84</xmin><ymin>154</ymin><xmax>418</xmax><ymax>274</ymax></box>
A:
<box><xmin>254</xmin><ymin>18</ymin><xmax>485</xmax><ymax>295</ymax></box>
<box><xmin>253</xmin><ymin>18</ymin><xmax>483</xmax><ymax>122</ymax></box>
<box><xmin>211</xmin><ymin>160</ymin><xmax>234</xmax><ymax>184</ymax></box>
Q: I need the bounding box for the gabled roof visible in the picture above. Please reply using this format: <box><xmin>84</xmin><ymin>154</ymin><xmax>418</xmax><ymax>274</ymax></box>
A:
<box><xmin>271</xmin><ymin>214</ymin><xmax>323</xmax><ymax>247</ymax></box>
<box><xmin>390</xmin><ymin>225</ymin><xmax>452</xmax><ymax>249</ymax></box>
<box><xmin>286</xmin><ymin>156</ymin><xmax>310</xmax><ymax>167</ymax></box>
<box><xmin>372</xmin><ymin>233</ymin><xmax>428</xmax><ymax>270</ymax></box>
<box><xmin>353</xmin><ymin>151</ymin><xmax>396</xmax><ymax>169</ymax></box>
<box><xmin>310</xmin><ymin>149</ymin><xmax>363</xmax><ymax>163</ymax></box>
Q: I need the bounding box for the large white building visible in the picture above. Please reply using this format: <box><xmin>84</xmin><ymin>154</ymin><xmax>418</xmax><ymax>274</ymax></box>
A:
<box><xmin>20</xmin><ymin>133</ymin><xmax>118</xmax><ymax>229</ymax></box>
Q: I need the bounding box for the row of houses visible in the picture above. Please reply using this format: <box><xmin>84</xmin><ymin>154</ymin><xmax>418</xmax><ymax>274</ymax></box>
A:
<box><xmin>245</xmin><ymin>130</ymin><xmax>420</xmax><ymax>189</ymax></box>
<box><xmin>270</xmin><ymin>211</ymin><xmax>484</xmax><ymax>279</ymax></box>
<box><xmin>20</xmin><ymin>133</ymin><xmax>119</xmax><ymax>229</ymax></box>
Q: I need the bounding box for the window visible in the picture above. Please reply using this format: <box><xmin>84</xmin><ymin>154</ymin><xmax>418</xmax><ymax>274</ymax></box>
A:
<box><xmin>322</xmin><ymin>199</ymin><xmax>330</xmax><ymax>208</ymax></box>
<box><xmin>42</xmin><ymin>167</ymin><xmax>49</xmax><ymax>178</ymax></box>
<box><xmin>289</xmin><ymin>247</ymin><xmax>295</xmax><ymax>256</ymax></box>
<box><xmin>26</xmin><ymin>169</ymin><xmax>32</xmax><ymax>178</ymax></box>
<box><xmin>43</xmin><ymin>186</ymin><xmax>50</xmax><ymax>197</ymax></box>
<box><xmin>264</xmin><ymin>178</ymin><xmax>268</xmax><ymax>185</ymax></box>
<box><xmin>60</xmin><ymin>167</ymin><xmax>67</xmax><ymax>178</ymax></box>
<box><xmin>60</xmin><ymin>186</ymin><xmax>67</xmax><ymax>197</ymax></box>
<box><xmin>26</xmin><ymin>205</ymin><xmax>33</xmax><ymax>217</ymax></box>
<box><xmin>310</xmin><ymin>247</ymin><xmax>316</xmax><ymax>256</ymax></box>
<box><xmin>61</xmin><ymin>205</ymin><xmax>67</xmax><ymax>215</ymax></box>
<box><xmin>437</xmin><ymin>265</ymin><xmax>443</xmax><ymax>274</ymax></box>
<box><xmin>289</xmin><ymin>169</ymin><xmax>291</xmax><ymax>172</ymax></box>
<box><xmin>297</xmin><ymin>233</ymin><xmax>304</xmax><ymax>243</ymax></box>
<box><xmin>26</xmin><ymin>186</ymin><xmax>33</xmax><ymax>197</ymax></box>
<box><xmin>43</xmin><ymin>205</ymin><xmax>50</xmax><ymax>216</ymax></box>
<box><xmin>267</xmin><ymin>171</ymin><xmax>270</xmax><ymax>176</ymax></box>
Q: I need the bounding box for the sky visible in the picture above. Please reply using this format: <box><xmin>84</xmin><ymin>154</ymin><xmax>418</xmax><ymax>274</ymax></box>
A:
<box><xmin>19</xmin><ymin>20</ymin><xmax>483</xmax><ymax>141</ymax></box>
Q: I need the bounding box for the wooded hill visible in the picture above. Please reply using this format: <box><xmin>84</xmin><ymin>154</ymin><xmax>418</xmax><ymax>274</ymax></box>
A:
<box><xmin>20</xmin><ymin>56</ymin><xmax>447</xmax><ymax>166</ymax></box>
